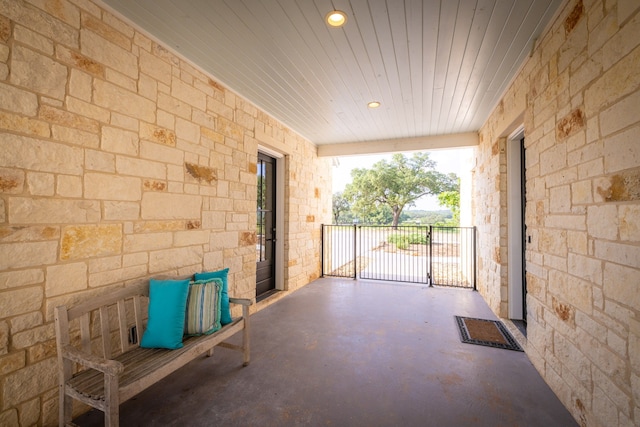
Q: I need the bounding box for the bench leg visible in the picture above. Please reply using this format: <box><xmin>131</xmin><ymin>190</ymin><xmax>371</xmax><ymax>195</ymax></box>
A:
<box><xmin>207</xmin><ymin>348</ymin><xmax>214</xmax><ymax>357</ymax></box>
<box><xmin>242</xmin><ymin>305</ymin><xmax>251</xmax><ymax>366</ymax></box>
<box><xmin>104</xmin><ymin>375</ymin><xmax>119</xmax><ymax>427</ymax></box>
<box><xmin>59</xmin><ymin>386</ymin><xmax>72</xmax><ymax>427</ymax></box>
<box><xmin>59</xmin><ymin>360</ymin><xmax>73</xmax><ymax>427</ymax></box>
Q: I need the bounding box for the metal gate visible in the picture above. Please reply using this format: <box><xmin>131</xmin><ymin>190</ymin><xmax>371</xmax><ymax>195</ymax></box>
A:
<box><xmin>321</xmin><ymin>225</ymin><xmax>476</xmax><ymax>289</ymax></box>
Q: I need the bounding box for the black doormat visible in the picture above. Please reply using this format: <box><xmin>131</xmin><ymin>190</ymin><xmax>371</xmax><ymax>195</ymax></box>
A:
<box><xmin>455</xmin><ymin>316</ymin><xmax>523</xmax><ymax>352</ymax></box>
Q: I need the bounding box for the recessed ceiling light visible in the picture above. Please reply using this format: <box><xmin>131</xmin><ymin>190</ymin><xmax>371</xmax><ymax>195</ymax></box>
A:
<box><xmin>367</xmin><ymin>101</ymin><xmax>381</xmax><ymax>109</ymax></box>
<box><xmin>326</xmin><ymin>10</ymin><xmax>347</xmax><ymax>27</ymax></box>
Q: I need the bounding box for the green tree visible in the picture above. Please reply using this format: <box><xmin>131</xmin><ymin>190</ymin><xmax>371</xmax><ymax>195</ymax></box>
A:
<box><xmin>344</xmin><ymin>153</ymin><xmax>457</xmax><ymax>227</ymax></box>
<box><xmin>332</xmin><ymin>192</ymin><xmax>350</xmax><ymax>224</ymax></box>
<box><xmin>437</xmin><ymin>178</ymin><xmax>461</xmax><ymax>225</ymax></box>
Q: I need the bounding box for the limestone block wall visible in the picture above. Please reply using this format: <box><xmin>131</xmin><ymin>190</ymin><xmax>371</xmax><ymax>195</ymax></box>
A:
<box><xmin>0</xmin><ymin>0</ymin><xmax>331</xmax><ymax>425</ymax></box>
<box><xmin>474</xmin><ymin>0</ymin><xmax>640</xmax><ymax>425</ymax></box>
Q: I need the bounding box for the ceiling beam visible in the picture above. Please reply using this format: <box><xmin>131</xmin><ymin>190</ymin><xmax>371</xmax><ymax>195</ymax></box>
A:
<box><xmin>316</xmin><ymin>132</ymin><xmax>478</xmax><ymax>157</ymax></box>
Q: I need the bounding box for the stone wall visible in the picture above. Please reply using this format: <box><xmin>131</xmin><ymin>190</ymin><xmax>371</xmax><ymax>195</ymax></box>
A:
<box><xmin>474</xmin><ymin>0</ymin><xmax>640</xmax><ymax>425</ymax></box>
<box><xmin>0</xmin><ymin>0</ymin><xmax>331</xmax><ymax>425</ymax></box>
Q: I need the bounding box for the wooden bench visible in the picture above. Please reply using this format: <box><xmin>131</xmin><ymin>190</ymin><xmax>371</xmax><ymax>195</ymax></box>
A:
<box><xmin>54</xmin><ymin>281</ymin><xmax>251</xmax><ymax>427</ymax></box>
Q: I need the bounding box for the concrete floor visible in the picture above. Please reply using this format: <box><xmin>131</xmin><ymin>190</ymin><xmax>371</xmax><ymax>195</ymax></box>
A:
<box><xmin>76</xmin><ymin>278</ymin><xmax>577</xmax><ymax>426</ymax></box>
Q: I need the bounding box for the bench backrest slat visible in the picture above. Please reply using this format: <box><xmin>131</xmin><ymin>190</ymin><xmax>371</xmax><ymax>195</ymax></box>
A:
<box><xmin>133</xmin><ymin>295</ymin><xmax>143</xmax><ymax>348</ymax></box>
<box><xmin>117</xmin><ymin>299</ymin><xmax>129</xmax><ymax>353</ymax></box>
<box><xmin>80</xmin><ymin>313</ymin><xmax>91</xmax><ymax>354</ymax></box>
<box><xmin>99</xmin><ymin>306</ymin><xmax>112</xmax><ymax>358</ymax></box>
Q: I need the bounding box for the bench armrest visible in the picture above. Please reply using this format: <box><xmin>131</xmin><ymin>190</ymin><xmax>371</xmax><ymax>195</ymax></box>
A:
<box><xmin>61</xmin><ymin>345</ymin><xmax>124</xmax><ymax>376</ymax></box>
<box><xmin>229</xmin><ymin>297</ymin><xmax>252</xmax><ymax>306</ymax></box>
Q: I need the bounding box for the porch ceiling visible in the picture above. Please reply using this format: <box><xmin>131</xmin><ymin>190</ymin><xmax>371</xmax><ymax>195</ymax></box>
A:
<box><xmin>100</xmin><ymin>0</ymin><xmax>563</xmax><ymax>154</ymax></box>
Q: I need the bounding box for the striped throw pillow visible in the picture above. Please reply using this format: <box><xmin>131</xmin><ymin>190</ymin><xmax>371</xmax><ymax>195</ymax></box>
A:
<box><xmin>184</xmin><ymin>278</ymin><xmax>223</xmax><ymax>336</ymax></box>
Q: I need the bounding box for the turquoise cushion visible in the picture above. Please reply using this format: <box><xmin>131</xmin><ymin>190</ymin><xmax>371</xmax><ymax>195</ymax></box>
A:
<box><xmin>141</xmin><ymin>278</ymin><xmax>190</xmax><ymax>349</ymax></box>
<box><xmin>194</xmin><ymin>268</ymin><xmax>231</xmax><ymax>325</ymax></box>
<box><xmin>184</xmin><ymin>278</ymin><xmax>223</xmax><ymax>336</ymax></box>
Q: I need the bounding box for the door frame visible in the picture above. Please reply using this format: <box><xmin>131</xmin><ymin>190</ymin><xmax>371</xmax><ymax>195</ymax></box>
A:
<box><xmin>507</xmin><ymin>126</ymin><xmax>526</xmax><ymax>320</ymax></box>
<box><xmin>258</xmin><ymin>145</ymin><xmax>285</xmax><ymax>292</ymax></box>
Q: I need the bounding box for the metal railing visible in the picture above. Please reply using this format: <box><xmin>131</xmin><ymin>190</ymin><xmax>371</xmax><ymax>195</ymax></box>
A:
<box><xmin>321</xmin><ymin>225</ymin><xmax>476</xmax><ymax>289</ymax></box>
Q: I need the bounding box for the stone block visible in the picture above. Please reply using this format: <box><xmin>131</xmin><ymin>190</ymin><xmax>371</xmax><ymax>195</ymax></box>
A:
<box><xmin>11</xmin><ymin>323</ymin><xmax>54</xmax><ymax>349</ymax></box>
<box><xmin>143</xmin><ymin>180</ymin><xmax>167</xmax><ymax>192</ymax></box>
<box><xmin>0</xmin><ymin>269</ymin><xmax>44</xmax><ymax>291</ymax></box>
<box><xmin>52</xmin><ymin>125</ymin><xmax>99</xmax><ymax>148</ymax></box>
<box><xmin>57</xmin><ymin>174</ymin><xmax>82</xmax><ymax>197</ymax></box>
<box><xmin>104</xmin><ymin>201</ymin><xmax>140</xmax><ymax>221</ymax></box>
<box><xmin>85</xmin><ymin>149</ymin><xmax>115</xmax><ymax>172</ymax></box>
<box><xmin>82</xmin><ymin>13</ymin><xmax>130</xmax><ymax>50</ymax></box>
<box><xmin>27</xmin><ymin>171</ymin><xmax>54</xmax><ymax>196</ymax></box>
<box><xmin>10</xmin><ymin>311</ymin><xmax>43</xmax><ymax>334</ymax></box>
<box><xmin>158</xmin><ymin>92</ymin><xmax>191</xmax><ymax>119</ymax></box>
<box><xmin>571</xmin><ymin>180</ymin><xmax>592</xmax><ymax>204</ymax></box>
<box><xmin>140</xmin><ymin>49</ymin><xmax>172</xmax><ymax>85</ymax></box>
<box><xmin>620</xmin><ymin>205</ymin><xmax>640</xmax><ymax>241</ymax></box>
<box><xmin>540</xmin><ymin>144</ymin><xmax>567</xmax><ymax>176</ymax></box>
<box><xmin>597</xmin><ymin>169</ymin><xmax>640</xmax><ymax>202</ymax></box>
<box><xmin>0</xmin><ymin>135</ymin><xmax>83</xmax><ymax>174</ymax></box>
<box><xmin>138</xmin><ymin>73</ymin><xmax>157</xmax><ymax>101</ymax></box>
<box><xmin>210</xmin><ymin>231</ymin><xmax>238</xmax><ymax>250</ymax></box>
<box><xmin>116</xmin><ymin>157</ymin><xmax>166</xmax><ymax>181</ymax></box>
<box><xmin>594</xmin><ymin>240</ymin><xmax>640</xmax><ymax>270</ymax></box>
<box><xmin>18</xmin><ymin>396</ymin><xmax>40</xmax><ymax>426</ymax></box>
<box><xmin>101</xmin><ymin>126</ymin><xmax>139</xmax><ymax>156</ymax></box>
<box><xmin>0</xmin><ymin>111</ymin><xmax>51</xmax><ymax>138</ymax></box>
<box><xmin>2</xmin><ymin>357</ymin><xmax>57</xmax><ymax>407</ymax></box>
<box><xmin>0</xmin><ymin>410</ymin><xmax>18</xmax><ymax>427</ymax></box>
<box><xmin>618</xmin><ymin>0</ymin><xmax>640</xmax><ymax>24</ymax></box>
<box><xmin>88</xmin><ymin>255</ymin><xmax>121</xmax><ymax>274</ymax></box>
<box><xmin>0</xmin><ymin>13</ymin><xmax>10</xmax><ymax>41</ymax></box>
<box><xmin>140</xmin><ymin>122</ymin><xmax>176</xmax><ymax>147</ymax></box>
<box><xmin>94</xmin><ymin>79</ymin><xmax>155</xmax><ymax>123</ymax></box>
<box><xmin>185</xmin><ymin>162</ymin><xmax>216</xmax><ymax>185</ymax></box>
<box><xmin>46</xmin><ymin>262</ymin><xmax>87</xmax><ymax>297</ymax></box>
<box><xmin>69</xmin><ymin>68</ymin><xmax>92</xmax><ymax>102</ymax></box>
<box><xmin>55</xmin><ymin>44</ymin><xmax>104</xmax><ymax>76</ymax></box>
<box><xmin>584</xmin><ymin>43</ymin><xmax>640</xmax><ymax>116</ymax></box>
<box><xmin>66</xmin><ymin>97</ymin><xmax>110</xmax><ymax>123</ymax></box>
<box><xmin>148</xmin><ymin>246</ymin><xmax>203</xmax><ymax>273</ymax></box>
<box><xmin>586</xmin><ymin>205</ymin><xmax>618</xmax><ymax>240</ymax></box>
<box><xmin>217</xmin><ymin>116</ymin><xmax>244</xmax><ymax>141</ymax></box>
<box><xmin>0</xmin><ymin>351</ymin><xmax>25</xmax><ymax>376</ymax></box>
<box><xmin>549</xmin><ymin>185</ymin><xmax>571</xmax><ymax>213</ymax></box>
<box><xmin>85</xmin><ymin>172</ymin><xmax>141</xmax><ymax>201</ymax></box>
<box><xmin>141</xmin><ymin>193</ymin><xmax>202</xmax><ymax>219</ymax></box>
<box><xmin>604</xmin><ymin>125</ymin><xmax>640</xmax><ymax>173</ymax></box>
<box><xmin>539</xmin><ymin>228</ymin><xmax>567</xmax><ymax>256</ymax></box>
<box><xmin>603</xmin><ymin>262</ymin><xmax>640</xmax><ymax>309</ymax></box>
<box><xmin>0</xmin><ymin>167</ymin><xmax>25</xmax><ymax>194</ymax></box>
<box><xmin>88</xmin><ymin>264</ymin><xmax>147</xmax><ymax>288</ymax></box>
<box><xmin>174</xmin><ymin>230</ymin><xmax>210</xmax><ymax>247</ymax></box>
<box><xmin>123</xmin><ymin>232</ymin><xmax>173</xmax><ymax>253</ymax></box>
<box><xmin>10</xmin><ymin>45</ymin><xmax>67</xmax><ymax>100</ymax></box>
<box><xmin>600</xmin><ymin>90</ymin><xmax>640</xmax><ymax>137</ymax></box>
<box><xmin>14</xmin><ymin>23</ymin><xmax>54</xmax><ymax>54</ymax></box>
<box><xmin>61</xmin><ymin>224</ymin><xmax>122</xmax><ymax>260</ymax></box>
<box><xmin>171</xmin><ymin>77</ymin><xmax>206</xmax><ymax>111</ymax></box>
<box><xmin>0</xmin><ymin>286</ymin><xmax>43</xmax><ymax>318</ymax></box>
<box><xmin>567</xmin><ymin>253</ymin><xmax>603</xmax><ymax>285</ymax></box>
<box><xmin>0</xmin><ymin>82</ymin><xmax>38</xmax><ymax>116</ymax></box>
<box><xmin>81</xmin><ymin>29</ymin><xmax>137</xmax><ymax>78</ymax></box>
<box><xmin>567</xmin><ymin>230</ymin><xmax>588</xmax><ymax>254</ymax></box>
<box><xmin>176</xmin><ymin>117</ymin><xmax>200</xmax><ymax>143</ymax></box>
